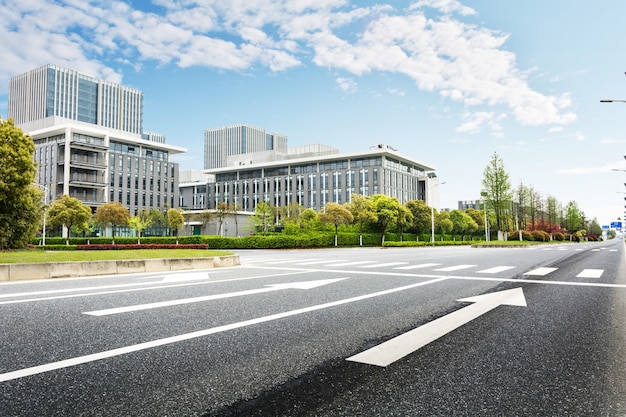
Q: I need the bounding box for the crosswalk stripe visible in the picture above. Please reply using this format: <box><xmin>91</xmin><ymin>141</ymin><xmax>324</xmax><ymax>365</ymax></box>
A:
<box><xmin>577</xmin><ymin>269</ymin><xmax>603</xmax><ymax>279</ymax></box>
<box><xmin>476</xmin><ymin>266</ymin><xmax>516</xmax><ymax>274</ymax></box>
<box><xmin>434</xmin><ymin>264</ymin><xmax>477</xmax><ymax>272</ymax></box>
<box><xmin>394</xmin><ymin>263</ymin><xmax>441</xmax><ymax>270</ymax></box>
<box><xmin>524</xmin><ymin>267</ymin><xmax>557</xmax><ymax>276</ymax></box>
<box><xmin>359</xmin><ymin>262</ymin><xmax>409</xmax><ymax>268</ymax></box>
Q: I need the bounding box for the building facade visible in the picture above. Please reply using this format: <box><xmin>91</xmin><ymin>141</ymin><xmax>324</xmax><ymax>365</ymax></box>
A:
<box><xmin>8</xmin><ymin>64</ymin><xmax>186</xmax><ymax>219</ymax></box>
<box><xmin>204</xmin><ymin>124</ymin><xmax>288</xmax><ymax>169</ymax></box>
<box><xmin>180</xmin><ymin>144</ymin><xmax>437</xmax><ymax>215</ymax></box>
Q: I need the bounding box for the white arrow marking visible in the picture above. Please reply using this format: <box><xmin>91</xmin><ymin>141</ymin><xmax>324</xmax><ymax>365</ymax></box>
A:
<box><xmin>1</xmin><ymin>277</ymin><xmax>447</xmax><ymax>382</ymax></box>
<box><xmin>347</xmin><ymin>287</ymin><xmax>527</xmax><ymax>367</ymax></box>
<box><xmin>83</xmin><ymin>278</ymin><xmax>347</xmax><ymax>316</ymax></box>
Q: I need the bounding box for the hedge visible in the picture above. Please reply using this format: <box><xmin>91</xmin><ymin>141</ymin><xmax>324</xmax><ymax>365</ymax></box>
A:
<box><xmin>76</xmin><ymin>243</ymin><xmax>209</xmax><ymax>250</ymax></box>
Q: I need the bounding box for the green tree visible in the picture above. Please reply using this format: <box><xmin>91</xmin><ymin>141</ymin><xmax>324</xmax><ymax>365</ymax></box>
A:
<box><xmin>565</xmin><ymin>201</ymin><xmax>581</xmax><ymax>233</ymax></box>
<box><xmin>481</xmin><ymin>152</ymin><xmax>512</xmax><ymax>235</ymax></box>
<box><xmin>437</xmin><ymin>211</ymin><xmax>454</xmax><ymax>235</ymax></box>
<box><xmin>128</xmin><ymin>209</ymin><xmax>153</xmax><ymax>243</ymax></box>
<box><xmin>0</xmin><ymin>118</ymin><xmax>40</xmax><ymax>249</ymax></box>
<box><xmin>319</xmin><ymin>202</ymin><xmax>354</xmax><ymax>246</ymax></box>
<box><xmin>251</xmin><ymin>201</ymin><xmax>274</xmax><ymax>234</ymax></box>
<box><xmin>167</xmin><ymin>208</ymin><xmax>185</xmax><ymax>244</ymax></box>
<box><xmin>214</xmin><ymin>202</ymin><xmax>231</xmax><ymax>236</ymax></box>
<box><xmin>395</xmin><ymin>204</ymin><xmax>413</xmax><ymax>241</ymax></box>
<box><xmin>94</xmin><ymin>201</ymin><xmax>130</xmax><ymax>244</ymax></box>
<box><xmin>465</xmin><ymin>208</ymin><xmax>485</xmax><ymax>235</ymax></box>
<box><xmin>299</xmin><ymin>208</ymin><xmax>319</xmax><ymax>232</ymax></box>
<box><xmin>449</xmin><ymin>209</ymin><xmax>477</xmax><ymax>238</ymax></box>
<box><xmin>406</xmin><ymin>200</ymin><xmax>431</xmax><ymax>236</ymax></box>
<box><xmin>47</xmin><ymin>194</ymin><xmax>92</xmax><ymax>245</ymax></box>
<box><xmin>372</xmin><ymin>194</ymin><xmax>400</xmax><ymax>245</ymax></box>
<box><xmin>346</xmin><ymin>194</ymin><xmax>377</xmax><ymax>246</ymax></box>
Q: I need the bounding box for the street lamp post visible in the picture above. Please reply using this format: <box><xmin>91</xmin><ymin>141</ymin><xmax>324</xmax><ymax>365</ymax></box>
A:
<box><xmin>429</xmin><ymin>180</ymin><xmax>446</xmax><ymax>245</ymax></box>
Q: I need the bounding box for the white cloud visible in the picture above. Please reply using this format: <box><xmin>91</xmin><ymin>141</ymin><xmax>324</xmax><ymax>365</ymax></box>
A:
<box><xmin>558</xmin><ymin>162</ymin><xmax>626</xmax><ymax>175</ymax></box>
<box><xmin>0</xmin><ymin>0</ymin><xmax>577</xmax><ymax>132</ymax></box>
<box><xmin>336</xmin><ymin>77</ymin><xmax>357</xmax><ymax>93</ymax></box>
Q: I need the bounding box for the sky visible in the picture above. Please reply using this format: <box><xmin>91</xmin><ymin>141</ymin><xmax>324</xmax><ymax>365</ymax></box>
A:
<box><xmin>2</xmin><ymin>0</ymin><xmax>626</xmax><ymax>227</ymax></box>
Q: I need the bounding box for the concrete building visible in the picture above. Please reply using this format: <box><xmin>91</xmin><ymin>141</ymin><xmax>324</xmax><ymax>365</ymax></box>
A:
<box><xmin>204</xmin><ymin>123</ymin><xmax>287</xmax><ymax>169</ymax></box>
<box><xmin>180</xmin><ymin>144</ymin><xmax>437</xmax><ymax>219</ymax></box>
<box><xmin>8</xmin><ymin>64</ymin><xmax>186</xmax><ymax>222</ymax></box>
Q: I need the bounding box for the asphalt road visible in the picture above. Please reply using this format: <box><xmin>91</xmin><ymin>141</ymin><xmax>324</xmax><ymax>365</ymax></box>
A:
<box><xmin>1</xmin><ymin>240</ymin><xmax>625</xmax><ymax>416</ymax></box>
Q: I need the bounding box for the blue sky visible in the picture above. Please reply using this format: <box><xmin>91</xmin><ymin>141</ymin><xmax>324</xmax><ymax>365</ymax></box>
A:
<box><xmin>2</xmin><ymin>0</ymin><xmax>626</xmax><ymax>227</ymax></box>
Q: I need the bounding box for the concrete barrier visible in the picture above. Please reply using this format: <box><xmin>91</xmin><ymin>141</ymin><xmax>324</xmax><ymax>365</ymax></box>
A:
<box><xmin>0</xmin><ymin>256</ymin><xmax>240</xmax><ymax>282</ymax></box>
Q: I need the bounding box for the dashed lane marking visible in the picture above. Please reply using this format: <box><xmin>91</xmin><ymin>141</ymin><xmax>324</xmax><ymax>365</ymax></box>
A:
<box><xmin>524</xmin><ymin>267</ymin><xmax>558</xmax><ymax>276</ymax></box>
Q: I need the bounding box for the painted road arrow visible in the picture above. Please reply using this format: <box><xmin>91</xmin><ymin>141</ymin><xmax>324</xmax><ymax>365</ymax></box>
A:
<box><xmin>84</xmin><ymin>278</ymin><xmax>347</xmax><ymax>316</ymax></box>
<box><xmin>347</xmin><ymin>287</ymin><xmax>527</xmax><ymax>367</ymax></box>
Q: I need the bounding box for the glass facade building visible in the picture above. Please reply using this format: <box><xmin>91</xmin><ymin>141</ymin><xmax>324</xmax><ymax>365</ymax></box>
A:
<box><xmin>180</xmin><ymin>144</ymin><xmax>437</xmax><ymax>214</ymax></box>
<box><xmin>8</xmin><ymin>65</ymin><xmax>186</xmax><ymax>224</ymax></box>
<box><xmin>204</xmin><ymin>124</ymin><xmax>288</xmax><ymax>169</ymax></box>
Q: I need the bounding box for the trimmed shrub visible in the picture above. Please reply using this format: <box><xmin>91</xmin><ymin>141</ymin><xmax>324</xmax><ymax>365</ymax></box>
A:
<box><xmin>531</xmin><ymin>230</ymin><xmax>550</xmax><ymax>242</ymax></box>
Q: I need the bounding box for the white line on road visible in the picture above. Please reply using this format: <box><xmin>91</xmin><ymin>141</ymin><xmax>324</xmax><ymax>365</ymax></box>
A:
<box><xmin>359</xmin><ymin>262</ymin><xmax>409</xmax><ymax>268</ymax></box>
<box><xmin>0</xmin><ymin>277</ymin><xmax>448</xmax><ymax>382</ymax></box>
<box><xmin>434</xmin><ymin>265</ymin><xmax>477</xmax><ymax>272</ymax></box>
<box><xmin>0</xmin><ymin>270</ymin><xmax>312</xmax><ymax>305</ymax></box>
<box><xmin>84</xmin><ymin>279</ymin><xmax>347</xmax><ymax>316</ymax></box>
<box><xmin>347</xmin><ymin>288</ymin><xmax>527</xmax><ymax>367</ymax></box>
<box><xmin>394</xmin><ymin>263</ymin><xmax>441</xmax><ymax>270</ymax></box>
<box><xmin>576</xmin><ymin>269</ymin><xmax>604</xmax><ymax>279</ymax></box>
<box><xmin>476</xmin><ymin>266</ymin><xmax>516</xmax><ymax>274</ymax></box>
<box><xmin>322</xmin><ymin>261</ymin><xmax>378</xmax><ymax>267</ymax></box>
<box><xmin>524</xmin><ymin>267</ymin><xmax>558</xmax><ymax>276</ymax></box>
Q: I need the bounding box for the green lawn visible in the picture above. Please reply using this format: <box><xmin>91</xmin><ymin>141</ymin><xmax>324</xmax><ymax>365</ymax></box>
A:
<box><xmin>0</xmin><ymin>249</ymin><xmax>233</xmax><ymax>264</ymax></box>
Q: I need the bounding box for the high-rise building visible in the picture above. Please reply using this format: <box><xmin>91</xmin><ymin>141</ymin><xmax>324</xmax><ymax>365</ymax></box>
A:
<box><xmin>204</xmin><ymin>124</ymin><xmax>287</xmax><ymax>169</ymax></box>
<box><xmin>8</xmin><ymin>64</ymin><xmax>187</xmax><ymax>235</ymax></box>
<box><xmin>9</xmin><ymin>64</ymin><xmax>144</xmax><ymax>135</ymax></box>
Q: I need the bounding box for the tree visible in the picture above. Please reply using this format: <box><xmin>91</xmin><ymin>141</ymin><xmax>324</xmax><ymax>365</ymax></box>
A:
<box><xmin>449</xmin><ymin>209</ymin><xmax>477</xmax><ymax>238</ymax></box>
<box><xmin>94</xmin><ymin>201</ymin><xmax>130</xmax><ymax>244</ymax></box>
<box><xmin>128</xmin><ymin>209</ymin><xmax>153</xmax><ymax>243</ymax></box>
<box><xmin>299</xmin><ymin>208</ymin><xmax>319</xmax><ymax>232</ymax></box>
<box><xmin>371</xmin><ymin>194</ymin><xmax>400</xmax><ymax>245</ymax></box>
<box><xmin>214</xmin><ymin>202</ymin><xmax>235</xmax><ymax>236</ymax></box>
<box><xmin>395</xmin><ymin>204</ymin><xmax>413</xmax><ymax>241</ymax></box>
<box><xmin>436</xmin><ymin>211</ymin><xmax>454</xmax><ymax>235</ymax></box>
<box><xmin>346</xmin><ymin>194</ymin><xmax>377</xmax><ymax>246</ymax></box>
<box><xmin>47</xmin><ymin>195</ymin><xmax>92</xmax><ymax>245</ymax></box>
<box><xmin>0</xmin><ymin>118</ymin><xmax>40</xmax><ymax>249</ymax></box>
<box><xmin>251</xmin><ymin>201</ymin><xmax>274</xmax><ymax>234</ymax></box>
<box><xmin>319</xmin><ymin>202</ymin><xmax>354</xmax><ymax>246</ymax></box>
<box><xmin>167</xmin><ymin>208</ymin><xmax>185</xmax><ymax>244</ymax></box>
<box><xmin>481</xmin><ymin>152</ymin><xmax>512</xmax><ymax>235</ymax></box>
<box><xmin>406</xmin><ymin>200</ymin><xmax>431</xmax><ymax>236</ymax></box>
<box><xmin>565</xmin><ymin>200</ymin><xmax>581</xmax><ymax>234</ymax></box>
<box><xmin>465</xmin><ymin>208</ymin><xmax>485</xmax><ymax>235</ymax></box>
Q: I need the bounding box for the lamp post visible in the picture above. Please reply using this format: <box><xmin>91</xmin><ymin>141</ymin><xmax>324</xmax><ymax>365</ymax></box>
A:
<box><xmin>429</xmin><ymin>180</ymin><xmax>446</xmax><ymax>245</ymax></box>
<box><xmin>33</xmin><ymin>183</ymin><xmax>49</xmax><ymax>246</ymax></box>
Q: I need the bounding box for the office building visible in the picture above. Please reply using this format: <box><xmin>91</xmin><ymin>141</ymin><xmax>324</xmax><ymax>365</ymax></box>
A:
<box><xmin>180</xmin><ymin>144</ymin><xmax>437</xmax><ymax>217</ymax></box>
<box><xmin>204</xmin><ymin>124</ymin><xmax>287</xmax><ymax>169</ymax></box>
<box><xmin>8</xmin><ymin>64</ymin><xmax>186</xmax><ymax>222</ymax></box>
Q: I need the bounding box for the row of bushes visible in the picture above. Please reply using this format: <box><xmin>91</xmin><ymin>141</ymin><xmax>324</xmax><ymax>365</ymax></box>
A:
<box><xmin>34</xmin><ymin>230</ymin><xmax>598</xmax><ymax>250</ymax></box>
<box><xmin>507</xmin><ymin>230</ymin><xmax>601</xmax><ymax>242</ymax></box>
<box><xmin>76</xmin><ymin>243</ymin><xmax>209</xmax><ymax>250</ymax></box>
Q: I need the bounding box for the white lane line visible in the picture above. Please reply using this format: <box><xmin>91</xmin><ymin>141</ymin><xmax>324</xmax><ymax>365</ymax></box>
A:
<box><xmin>592</xmin><ymin>249</ymin><xmax>601</xmax><ymax>252</ymax></box>
<box><xmin>524</xmin><ymin>267</ymin><xmax>558</xmax><ymax>276</ymax></box>
<box><xmin>576</xmin><ymin>269</ymin><xmax>604</xmax><ymax>279</ymax></box>
<box><xmin>359</xmin><ymin>262</ymin><xmax>409</xmax><ymax>268</ymax></box>
<box><xmin>295</xmin><ymin>260</ymin><xmax>345</xmax><ymax>265</ymax></box>
<box><xmin>394</xmin><ymin>263</ymin><xmax>441</xmax><ymax>270</ymax></box>
<box><xmin>476</xmin><ymin>266</ymin><xmax>516</xmax><ymax>274</ymax></box>
<box><xmin>323</xmin><ymin>261</ymin><xmax>378</xmax><ymax>267</ymax></box>
<box><xmin>434</xmin><ymin>265</ymin><xmax>477</xmax><ymax>272</ymax></box>
<box><xmin>84</xmin><ymin>279</ymin><xmax>347</xmax><ymax>316</ymax></box>
<box><xmin>0</xmin><ymin>277</ymin><xmax>449</xmax><ymax>382</ymax></box>
<box><xmin>0</xmin><ymin>270</ymin><xmax>312</xmax><ymax>305</ymax></box>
